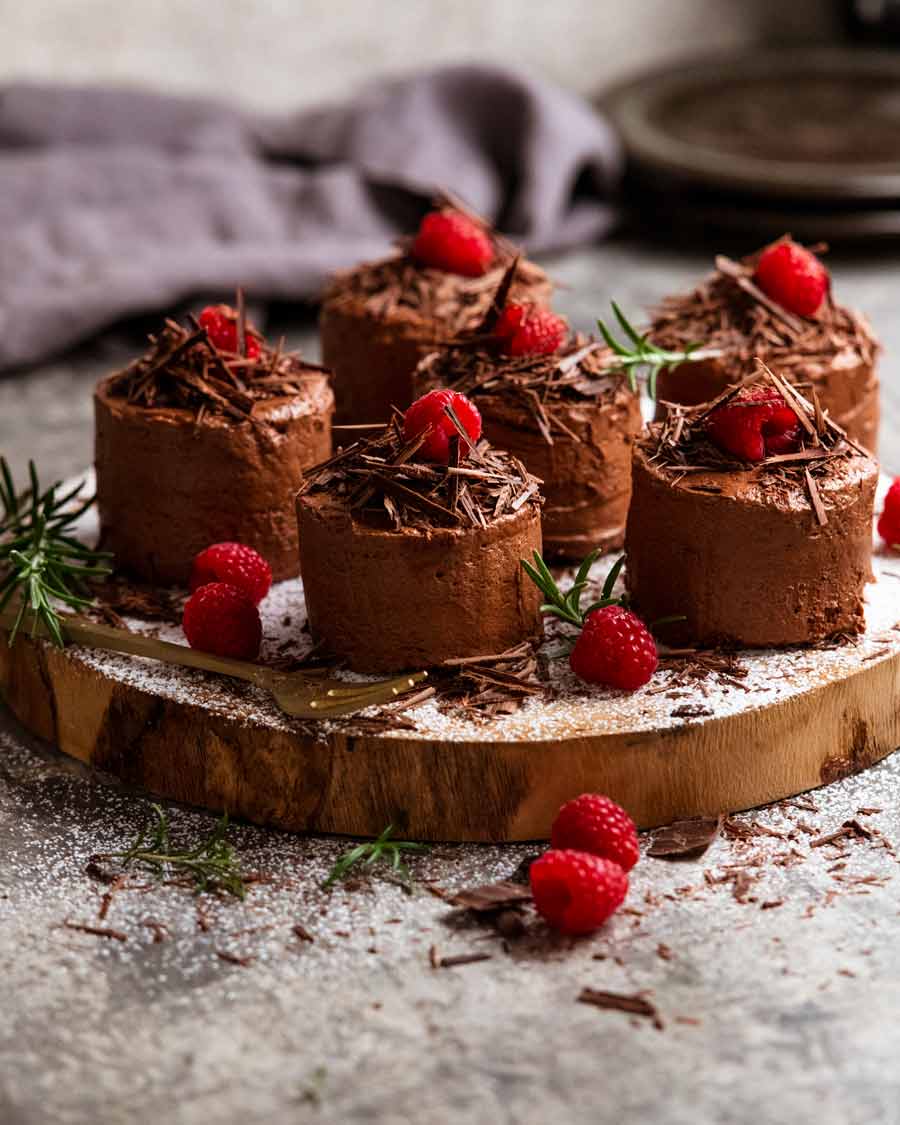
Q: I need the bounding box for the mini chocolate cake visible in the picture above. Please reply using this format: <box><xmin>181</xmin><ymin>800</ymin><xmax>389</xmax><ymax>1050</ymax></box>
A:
<box><xmin>296</xmin><ymin>420</ymin><xmax>543</xmax><ymax>672</ymax></box>
<box><xmin>649</xmin><ymin>249</ymin><xmax>880</xmax><ymax>452</ymax></box>
<box><xmin>625</xmin><ymin>372</ymin><xmax>878</xmax><ymax>648</ymax></box>
<box><xmin>319</xmin><ymin>211</ymin><xmax>551</xmax><ymax>425</ymax></box>
<box><xmin>414</xmin><ymin>340</ymin><xmax>642</xmax><ymax>560</ymax></box>
<box><xmin>95</xmin><ymin>309</ymin><xmax>333</xmax><ymax>585</ymax></box>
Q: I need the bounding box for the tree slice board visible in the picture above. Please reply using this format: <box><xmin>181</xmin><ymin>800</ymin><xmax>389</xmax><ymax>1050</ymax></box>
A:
<box><xmin>1</xmin><ymin>475</ymin><xmax>898</xmax><ymax>841</ymax></box>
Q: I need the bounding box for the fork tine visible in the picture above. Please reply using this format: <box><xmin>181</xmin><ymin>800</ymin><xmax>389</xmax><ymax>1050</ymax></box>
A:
<box><xmin>320</xmin><ymin>671</ymin><xmax>428</xmax><ymax>699</ymax></box>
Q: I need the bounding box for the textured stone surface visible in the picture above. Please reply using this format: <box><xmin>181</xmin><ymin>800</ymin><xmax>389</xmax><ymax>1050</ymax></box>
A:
<box><xmin>1</xmin><ymin>239</ymin><xmax>899</xmax><ymax>1124</ymax></box>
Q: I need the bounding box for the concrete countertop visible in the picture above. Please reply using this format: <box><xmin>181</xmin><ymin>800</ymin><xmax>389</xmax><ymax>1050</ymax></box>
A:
<box><xmin>2</xmin><ymin>239</ymin><xmax>899</xmax><ymax>1125</ymax></box>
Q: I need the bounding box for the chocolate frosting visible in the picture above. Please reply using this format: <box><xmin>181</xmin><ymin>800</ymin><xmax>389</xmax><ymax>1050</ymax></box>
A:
<box><xmin>649</xmin><ymin>252</ymin><xmax>880</xmax><ymax>451</ymax></box>
<box><xmin>320</xmin><ymin>253</ymin><xmax>551</xmax><ymax>424</ymax></box>
<box><xmin>415</xmin><ymin>341</ymin><xmax>641</xmax><ymax>560</ymax></box>
<box><xmin>296</xmin><ymin>420</ymin><xmax>544</xmax><ymax>670</ymax></box>
<box><xmin>297</xmin><ymin>491</ymin><xmax>542</xmax><ymax>672</ymax></box>
<box><xmin>625</xmin><ymin>427</ymin><xmax>878</xmax><ymax>648</ymax></box>
<box><xmin>95</xmin><ymin>374</ymin><xmax>333</xmax><ymax>584</ymax></box>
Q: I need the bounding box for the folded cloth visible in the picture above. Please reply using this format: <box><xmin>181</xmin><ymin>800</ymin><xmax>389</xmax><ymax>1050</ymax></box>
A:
<box><xmin>0</xmin><ymin>64</ymin><xmax>621</xmax><ymax>371</ymax></box>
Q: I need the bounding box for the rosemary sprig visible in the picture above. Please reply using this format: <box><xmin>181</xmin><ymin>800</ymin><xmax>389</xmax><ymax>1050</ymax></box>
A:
<box><xmin>0</xmin><ymin>458</ymin><xmax>112</xmax><ymax>647</ymax></box>
<box><xmin>103</xmin><ymin>803</ymin><xmax>246</xmax><ymax>898</ymax></box>
<box><xmin>323</xmin><ymin>824</ymin><xmax>428</xmax><ymax>889</ymax></box>
<box><xmin>597</xmin><ymin>302</ymin><xmax>719</xmax><ymax>399</ymax></box>
<box><xmin>521</xmin><ymin>550</ymin><xmax>625</xmax><ymax>629</ymax></box>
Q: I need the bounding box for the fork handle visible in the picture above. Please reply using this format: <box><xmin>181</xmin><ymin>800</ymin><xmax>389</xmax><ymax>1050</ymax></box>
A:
<box><xmin>0</xmin><ymin>606</ymin><xmax>271</xmax><ymax>687</ymax></box>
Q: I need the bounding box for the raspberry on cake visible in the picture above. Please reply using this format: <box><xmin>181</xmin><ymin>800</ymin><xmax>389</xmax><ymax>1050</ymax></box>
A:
<box><xmin>189</xmin><ymin>542</ymin><xmax>272</xmax><ymax>605</ymax></box>
<box><xmin>414</xmin><ymin>334</ymin><xmax>641</xmax><ymax>560</ymax></box>
<box><xmin>625</xmin><ymin>371</ymin><xmax>878</xmax><ymax>648</ymax></box>
<box><xmin>402</xmin><ymin>389</ymin><xmax>482</xmax><ymax>463</ymax></box>
<box><xmin>754</xmin><ymin>238</ymin><xmax>829</xmax><ymax>318</ymax></box>
<box><xmin>319</xmin><ymin>201</ymin><xmax>553</xmax><ymax>425</ymax></box>
<box><xmin>494</xmin><ymin>303</ymin><xmax>568</xmax><ymax>356</ymax></box>
<box><xmin>648</xmin><ymin>240</ymin><xmax>880</xmax><ymax>452</ymax></box>
<box><xmin>95</xmin><ymin>303</ymin><xmax>334</xmax><ymax>585</ymax></box>
<box><xmin>295</xmin><ymin>415</ymin><xmax>543</xmax><ymax>672</ymax></box>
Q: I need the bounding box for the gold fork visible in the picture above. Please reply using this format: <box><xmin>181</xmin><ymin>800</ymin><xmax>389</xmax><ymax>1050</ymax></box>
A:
<box><xmin>0</xmin><ymin>608</ymin><xmax>427</xmax><ymax>719</ymax></box>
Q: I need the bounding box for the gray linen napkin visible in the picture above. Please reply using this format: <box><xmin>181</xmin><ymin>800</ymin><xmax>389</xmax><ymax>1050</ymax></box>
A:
<box><xmin>0</xmin><ymin>64</ymin><xmax>621</xmax><ymax>371</ymax></box>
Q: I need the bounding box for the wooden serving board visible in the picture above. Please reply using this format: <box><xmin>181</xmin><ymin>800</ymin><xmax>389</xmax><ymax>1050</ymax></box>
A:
<box><xmin>1</xmin><ymin>475</ymin><xmax>899</xmax><ymax>841</ymax></box>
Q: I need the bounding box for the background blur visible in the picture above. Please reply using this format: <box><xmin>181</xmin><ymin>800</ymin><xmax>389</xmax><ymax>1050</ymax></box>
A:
<box><xmin>0</xmin><ymin>1</ymin><xmax>844</xmax><ymax>109</ymax></box>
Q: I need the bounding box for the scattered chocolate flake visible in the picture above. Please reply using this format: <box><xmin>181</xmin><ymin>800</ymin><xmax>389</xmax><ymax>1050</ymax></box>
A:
<box><xmin>429</xmin><ymin>948</ymin><xmax>494</xmax><ymax>969</ymax></box>
<box><xmin>141</xmin><ymin>919</ymin><xmax>170</xmax><ymax>943</ymax></box>
<box><xmin>670</xmin><ymin>703</ymin><xmax>714</xmax><ymax>719</ymax></box>
<box><xmin>810</xmin><ymin>819</ymin><xmax>874</xmax><ymax>849</ymax></box>
<box><xmin>62</xmin><ymin>920</ymin><xmax>128</xmax><ymax>942</ymax></box>
<box><xmin>577</xmin><ymin>989</ymin><xmax>664</xmax><ymax>1030</ymax></box>
<box><xmin>760</xmin><ymin>899</ymin><xmax>785</xmax><ymax>910</ymax></box>
<box><xmin>656</xmin><ymin>943</ymin><xmax>674</xmax><ymax>961</ymax></box>
<box><xmin>216</xmin><ymin>950</ymin><xmax>255</xmax><ymax>967</ymax></box>
<box><xmin>447</xmin><ymin>881</ymin><xmax>533</xmax><ymax>913</ymax></box>
<box><xmin>648</xmin><ymin>815</ymin><xmax>723</xmax><ymax>860</ymax></box>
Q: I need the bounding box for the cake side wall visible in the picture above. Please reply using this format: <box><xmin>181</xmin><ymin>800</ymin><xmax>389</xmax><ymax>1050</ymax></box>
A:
<box><xmin>477</xmin><ymin>391</ymin><xmax>642</xmax><ymax>561</ymax></box>
<box><xmin>296</xmin><ymin>495</ymin><xmax>543</xmax><ymax>672</ymax></box>
<box><xmin>94</xmin><ymin>379</ymin><xmax>332</xmax><ymax>584</ymax></box>
<box><xmin>624</xmin><ymin>449</ymin><xmax>877</xmax><ymax>648</ymax></box>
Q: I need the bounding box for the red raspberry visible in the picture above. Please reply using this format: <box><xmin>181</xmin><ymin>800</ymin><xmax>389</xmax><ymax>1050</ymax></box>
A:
<box><xmin>551</xmin><ymin>794</ymin><xmax>639</xmax><ymax>872</ymax></box>
<box><xmin>494</xmin><ymin>303</ymin><xmax>567</xmax><ymax>356</ymax></box>
<box><xmin>877</xmin><ymin>478</ymin><xmax>900</xmax><ymax>548</ymax></box>
<box><xmin>410</xmin><ymin>210</ymin><xmax>494</xmax><ymax>277</ymax></box>
<box><xmin>530</xmin><ymin>849</ymin><xmax>628</xmax><ymax>935</ymax></box>
<box><xmin>570</xmin><ymin>605</ymin><xmax>658</xmax><ymax>691</ymax></box>
<box><xmin>189</xmin><ymin>542</ymin><xmax>273</xmax><ymax>605</ymax></box>
<box><xmin>403</xmin><ymin>388</ymin><xmax>482</xmax><ymax>463</ymax></box>
<box><xmin>198</xmin><ymin>305</ymin><xmax>261</xmax><ymax>358</ymax></box>
<box><xmin>706</xmin><ymin>386</ymin><xmax>801</xmax><ymax>462</ymax></box>
<box><xmin>182</xmin><ymin>582</ymin><xmax>262</xmax><ymax>660</ymax></box>
<box><xmin>754</xmin><ymin>239</ymin><xmax>829</xmax><ymax>317</ymax></box>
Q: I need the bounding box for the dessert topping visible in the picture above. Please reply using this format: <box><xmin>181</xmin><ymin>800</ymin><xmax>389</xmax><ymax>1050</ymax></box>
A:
<box><xmin>494</xmin><ymin>302</ymin><xmax>568</xmax><ymax>356</ymax></box>
<box><xmin>182</xmin><ymin>581</ymin><xmax>262</xmax><ymax>660</ymax></box>
<box><xmin>754</xmin><ymin>238</ymin><xmax>829</xmax><ymax>318</ymax></box>
<box><xmin>410</xmin><ymin>209</ymin><xmax>495</xmax><ymax>277</ymax></box>
<box><xmin>529</xmin><ymin>849</ymin><xmax>628</xmax><ymax>935</ymax></box>
<box><xmin>877</xmin><ymin>478</ymin><xmax>900</xmax><ymax>549</ymax></box>
<box><xmin>190</xmin><ymin>542</ymin><xmax>272</xmax><ymax>605</ymax></box>
<box><xmin>551</xmin><ymin>794</ymin><xmax>639</xmax><ymax>872</ymax></box>
<box><xmin>198</xmin><ymin>304</ymin><xmax>261</xmax><ymax>358</ymax></box>
<box><xmin>402</xmin><ymin>389</ymin><xmax>483</xmax><ymax>464</ymax></box>
<box><xmin>521</xmin><ymin>550</ymin><xmax>659</xmax><ymax>691</ymax></box>
<box><xmin>597</xmin><ymin>301</ymin><xmax>721</xmax><ymax>398</ymax></box>
<box><xmin>706</xmin><ymin>386</ymin><xmax>802</xmax><ymax>462</ymax></box>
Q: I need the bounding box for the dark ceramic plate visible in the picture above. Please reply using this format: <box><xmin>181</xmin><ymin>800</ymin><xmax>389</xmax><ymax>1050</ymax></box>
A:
<box><xmin>605</xmin><ymin>48</ymin><xmax>900</xmax><ymax>204</ymax></box>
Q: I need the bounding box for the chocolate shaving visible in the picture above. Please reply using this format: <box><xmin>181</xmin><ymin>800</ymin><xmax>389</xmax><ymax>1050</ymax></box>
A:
<box><xmin>302</xmin><ymin>414</ymin><xmax>541</xmax><ymax>533</ymax></box>
<box><xmin>648</xmin><ymin>815</ymin><xmax>723</xmax><ymax>860</ymax></box>
<box><xmin>804</xmin><ymin>467</ymin><xmax>829</xmax><ymax>527</ymax></box>
<box><xmin>106</xmin><ymin>305</ymin><xmax>328</xmax><ymax>428</ymax></box>
<box><xmin>577</xmin><ymin>989</ymin><xmax>664</xmax><ymax>1029</ymax></box>
<box><xmin>417</xmin><ymin>336</ymin><xmax>634</xmax><ymax>446</ymax></box>
<box><xmin>430</xmin><ymin>949</ymin><xmax>494</xmax><ymax>969</ymax></box>
<box><xmin>447</xmin><ymin>881</ymin><xmax>533</xmax><ymax>913</ymax></box>
<box><xmin>650</xmin><ymin>245</ymin><xmax>878</xmax><ymax>399</ymax></box>
<box><xmin>62</xmin><ymin>920</ymin><xmax>128</xmax><ymax>942</ymax></box>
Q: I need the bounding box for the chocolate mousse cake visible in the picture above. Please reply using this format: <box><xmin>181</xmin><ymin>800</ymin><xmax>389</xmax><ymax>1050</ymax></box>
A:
<box><xmin>296</xmin><ymin>418</ymin><xmax>543</xmax><ymax>672</ymax></box>
<box><xmin>414</xmin><ymin>339</ymin><xmax>642</xmax><ymax>560</ymax></box>
<box><xmin>319</xmin><ymin>204</ymin><xmax>552</xmax><ymax>425</ymax></box>
<box><xmin>649</xmin><ymin>243</ymin><xmax>880</xmax><ymax>452</ymax></box>
<box><xmin>625</xmin><ymin>370</ymin><xmax>878</xmax><ymax>648</ymax></box>
<box><xmin>95</xmin><ymin>305</ymin><xmax>333</xmax><ymax>585</ymax></box>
